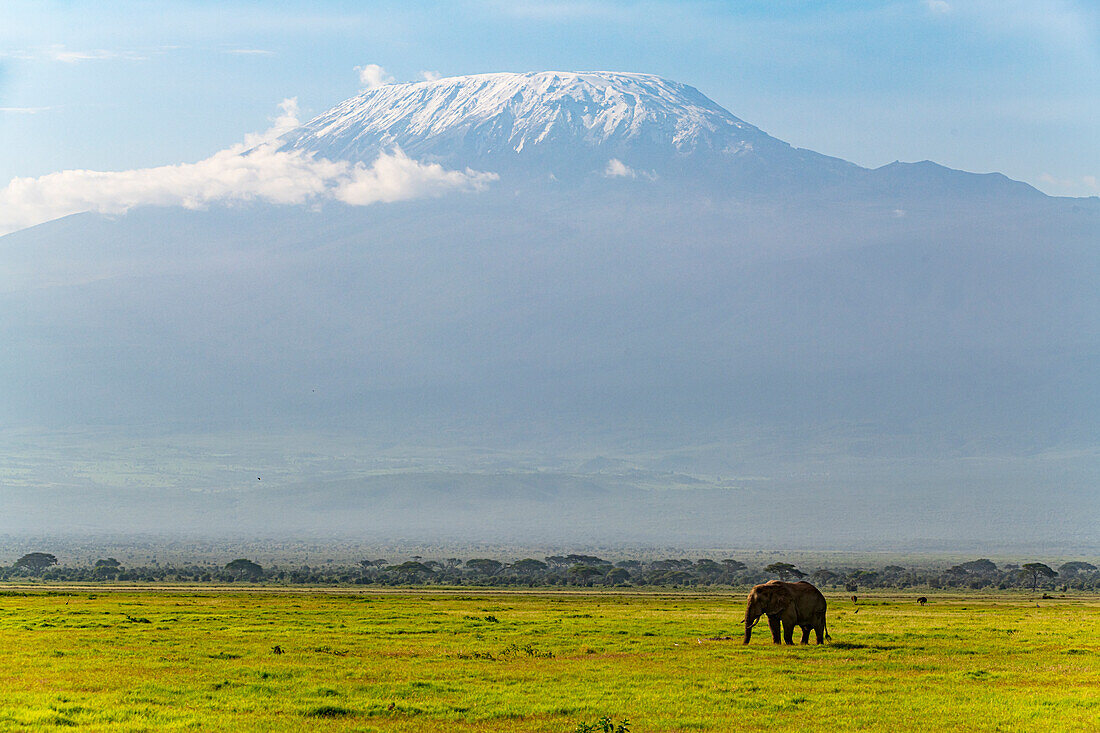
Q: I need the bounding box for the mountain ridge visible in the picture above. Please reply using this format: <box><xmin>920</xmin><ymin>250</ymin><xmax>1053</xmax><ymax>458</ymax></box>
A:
<box><xmin>274</xmin><ymin>70</ymin><xmax>1082</xmax><ymax>201</ymax></box>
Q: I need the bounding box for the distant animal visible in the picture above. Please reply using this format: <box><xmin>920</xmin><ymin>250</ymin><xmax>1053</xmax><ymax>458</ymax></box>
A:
<box><xmin>851</xmin><ymin>595</ymin><xmax>858</xmax><ymax>603</ymax></box>
<box><xmin>917</xmin><ymin>597</ymin><xmax>928</xmax><ymax>606</ymax></box>
<box><xmin>271</xmin><ymin>645</ymin><xmax>283</xmax><ymax>654</ymax></box>
<box><xmin>1041</xmin><ymin>593</ymin><xmax>1053</xmax><ymax>599</ymax></box>
<box><xmin>743</xmin><ymin>580</ymin><xmax>829</xmax><ymax>645</ymax></box>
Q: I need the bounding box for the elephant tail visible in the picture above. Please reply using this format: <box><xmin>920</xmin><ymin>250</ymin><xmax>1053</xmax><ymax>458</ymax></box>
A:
<box><xmin>824</xmin><ymin>619</ymin><xmax>831</xmax><ymax>642</ymax></box>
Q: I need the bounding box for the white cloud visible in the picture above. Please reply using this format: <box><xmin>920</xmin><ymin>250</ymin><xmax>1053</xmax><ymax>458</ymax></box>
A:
<box><xmin>1038</xmin><ymin>172</ymin><xmax>1100</xmax><ymax>195</ymax></box>
<box><xmin>242</xmin><ymin>97</ymin><xmax>304</xmax><ymax>147</ymax></box>
<box><xmin>491</xmin><ymin>0</ymin><xmax>621</xmax><ymax>21</ymax></box>
<box><xmin>225</xmin><ymin>48</ymin><xmax>276</xmax><ymax>56</ymax></box>
<box><xmin>335</xmin><ymin>150</ymin><xmax>497</xmax><ymax>205</ymax></box>
<box><xmin>356</xmin><ymin>63</ymin><xmax>394</xmax><ymax>90</ymax></box>
<box><xmin>0</xmin><ymin>145</ymin><xmax>338</xmax><ymax>235</ymax></box>
<box><xmin>603</xmin><ymin>158</ymin><xmax>657</xmax><ymax>181</ymax></box>
<box><xmin>2</xmin><ymin>45</ymin><xmax>158</xmax><ymax>63</ymax></box>
<box><xmin>604</xmin><ymin>158</ymin><xmax>636</xmax><ymax>178</ymax></box>
<box><xmin>963</xmin><ymin>1</ymin><xmax>1098</xmax><ymax>64</ymax></box>
<box><xmin>0</xmin><ymin>49</ymin><xmax>37</xmax><ymax>61</ymax></box>
<box><xmin>924</xmin><ymin>0</ymin><xmax>951</xmax><ymax>14</ymax></box>
<box><xmin>51</xmin><ymin>48</ymin><xmax>117</xmax><ymax>63</ymax></box>
<box><xmin>47</xmin><ymin>45</ymin><xmax>146</xmax><ymax>63</ymax></box>
<box><xmin>419</xmin><ymin>70</ymin><xmax>442</xmax><ymax>82</ymax></box>
<box><xmin>0</xmin><ymin>106</ymin><xmax>52</xmax><ymax>114</ymax></box>
<box><xmin>0</xmin><ymin>99</ymin><xmax>497</xmax><ymax>236</ymax></box>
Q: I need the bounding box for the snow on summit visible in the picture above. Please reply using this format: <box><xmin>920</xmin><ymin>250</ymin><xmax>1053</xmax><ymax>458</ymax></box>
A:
<box><xmin>280</xmin><ymin>71</ymin><xmax>797</xmax><ymax>173</ymax></box>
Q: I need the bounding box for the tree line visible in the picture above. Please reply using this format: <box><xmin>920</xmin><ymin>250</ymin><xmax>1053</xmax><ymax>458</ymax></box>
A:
<box><xmin>1</xmin><ymin>552</ymin><xmax>1095</xmax><ymax>591</ymax></box>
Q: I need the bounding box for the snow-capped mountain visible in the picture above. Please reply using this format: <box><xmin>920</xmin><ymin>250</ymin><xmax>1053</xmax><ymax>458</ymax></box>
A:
<box><xmin>3</xmin><ymin>70</ymin><xmax>1099</xmax><ymax>547</ymax></box>
<box><xmin>281</xmin><ymin>71</ymin><xmax>853</xmax><ymax>180</ymax></box>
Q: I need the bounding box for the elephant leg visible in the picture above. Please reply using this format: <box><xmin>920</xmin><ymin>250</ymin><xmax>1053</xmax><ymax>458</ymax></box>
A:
<box><xmin>800</xmin><ymin>625</ymin><xmax>810</xmax><ymax>644</ymax></box>
<box><xmin>768</xmin><ymin>615</ymin><xmax>782</xmax><ymax>644</ymax></box>
<box><xmin>814</xmin><ymin>612</ymin><xmax>826</xmax><ymax>644</ymax></box>
<box><xmin>782</xmin><ymin>619</ymin><xmax>794</xmax><ymax>645</ymax></box>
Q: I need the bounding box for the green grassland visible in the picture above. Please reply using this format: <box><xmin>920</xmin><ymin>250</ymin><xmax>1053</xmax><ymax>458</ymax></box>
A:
<box><xmin>1</xmin><ymin>588</ymin><xmax>1097</xmax><ymax>731</ymax></box>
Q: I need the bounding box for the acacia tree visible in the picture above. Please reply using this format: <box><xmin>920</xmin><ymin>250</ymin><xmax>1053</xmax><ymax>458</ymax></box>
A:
<box><xmin>94</xmin><ymin>558</ymin><xmax>122</xmax><ymax>578</ymax></box>
<box><xmin>512</xmin><ymin>558</ymin><xmax>548</xmax><ymax>575</ymax></box>
<box><xmin>694</xmin><ymin>559</ymin><xmax>723</xmax><ymax>576</ymax></box>
<box><xmin>569</xmin><ymin>564</ymin><xmax>605</xmax><ymax>586</ymax></box>
<box><xmin>466</xmin><ymin>559</ymin><xmax>503</xmax><ymax>576</ymax></box>
<box><xmin>849</xmin><ymin>570</ymin><xmax>880</xmax><ymax>588</ymax></box>
<box><xmin>1020</xmin><ymin>562</ymin><xmax>1057</xmax><ymax>590</ymax></box>
<box><xmin>225</xmin><ymin>558</ymin><xmax>264</xmax><ymax>581</ymax></box>
<box><xmin>605</xmin><ymin>567</ymin><xmax>631</xmax><ymax>584</ymax></box>
<box><xmin>387</xmin><ymin>561</ymin><xmax>434</xmax><ymax>579</ymax></box>
<box><xmin>958</xmin><ymin>559</ymin><xmax>998</xmax><ymax>574</ymax></box>
<box><xmin>764</xmin><ymin>562</ymin><xmax>805</xmax><ymax>580</ymax></box>
<box><xmin>14</xmin><ymin>552</ymin><xmax>58</xmax><ymax>575</ymax></box>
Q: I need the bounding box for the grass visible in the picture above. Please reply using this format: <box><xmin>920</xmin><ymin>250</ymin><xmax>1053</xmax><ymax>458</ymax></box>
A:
<box><xmin>0</xmin><ymin>587</ymin><xmax>1096</xmax><ymax>731</ymax></box>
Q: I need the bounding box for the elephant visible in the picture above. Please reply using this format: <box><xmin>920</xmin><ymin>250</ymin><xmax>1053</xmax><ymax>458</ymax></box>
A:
<box><xmin>917</xmin><ymin>596</ymin><xmax>928</xmax><ymax>606</ymax></box>
<box><xmin>743</xmin><ymin>580</ymin><xmax>829</xmax><ymax>645</ymax></box>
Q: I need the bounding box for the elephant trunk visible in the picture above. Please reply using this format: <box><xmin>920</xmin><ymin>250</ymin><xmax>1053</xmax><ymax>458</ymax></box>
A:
<box><xmin>743</xmin><ymin>607</ymin><xmax>761</xmax><ymax>644</ymax></box>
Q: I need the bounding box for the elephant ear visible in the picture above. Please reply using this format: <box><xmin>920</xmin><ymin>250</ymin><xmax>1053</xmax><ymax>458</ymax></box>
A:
<box><xmin>763</xmin><ymin>586</ymin><xmax>793</xmax><ymax>614</ymax></box>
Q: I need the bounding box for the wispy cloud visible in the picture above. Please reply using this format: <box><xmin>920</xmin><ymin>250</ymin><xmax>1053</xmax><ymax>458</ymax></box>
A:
<box><xmin>419</xmin><ymin>70</ymin><xmax>442</xmax><ymax>82</ymax></box>
<box><xmin>1039</xmin><ymin>172</ymin><xmax>1100</xmax><ymax>195</ymax></box>
<box><xmin>963</xmin><ymin>0</ymin><xmax>1099</xmax><ymax>63</ymax></box>
<box><xmin>924</xmin><ymin>0</ymin><xmax>951</xmax><ymax>14</ymax></box>
<box><xmin>356</xmin><ymin>63</ymin><xmax>394</xmax><ymax>90</ymax></box>
<box><xmin>1</xmin><ymin>45</ymin><xmax>151</xmax><ymax>63</ymax></box>
<box><xmin>224</xmin><ymin>48</ymin><xmax>276</xmax><ymax>56</ymax></box>
<box><xmin>243</xmin><ymin>97</ymin><xmax>303</xmax><ymax>146</ymax></box>
<box><xmin>47</xmin><ymin>45</ymin><xmax>147</xmax><ymax>63</ymax></box>
<box><xmin>603</xmin><ymin>158</ymin><xmax>657</xmax><ymax>181</ymax></box>
<box><xmin>604</xmin><ymin>158</ymin><xmax>636</xmax><ymax>178</ymax></box>
<box><xmin>487</xmin><ymin>0</ymin><xmax>622</xmax><ymax>21</ymax></box>
<box><xmin>0</xmin><ymin>106</ymin><xmax>53</xmax><ymax>114</ymax></box>
<box><xmin>0</xmin><ymin>99</ymin><xmax>497</xmax><ymax>236</ymax></box>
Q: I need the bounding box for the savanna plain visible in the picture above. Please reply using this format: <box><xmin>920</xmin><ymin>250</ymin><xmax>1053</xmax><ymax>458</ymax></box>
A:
<box><xmin>2</xmin><ymin>587</ymin><xmax>1097</xmax><ymax>731</ymax></box>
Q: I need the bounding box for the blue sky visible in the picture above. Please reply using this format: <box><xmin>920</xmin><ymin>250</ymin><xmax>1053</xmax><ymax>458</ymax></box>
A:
<box><xmin>1</xmin><ymin>0</ymin><xmax>1097</xmax><ymax>198</ymax></box>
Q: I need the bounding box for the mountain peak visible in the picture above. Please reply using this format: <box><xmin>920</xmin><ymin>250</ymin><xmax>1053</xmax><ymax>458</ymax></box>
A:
<box><xmin>280</xmin><ymin>70</ymin><xmax>798</xmax><ymax>175</ymax></box>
